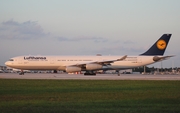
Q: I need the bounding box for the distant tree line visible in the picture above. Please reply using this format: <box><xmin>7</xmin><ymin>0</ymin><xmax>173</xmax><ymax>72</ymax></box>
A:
<box><xmin>133</xmin><ymin>66</ymin><xmax>179</xmax><ymax>73</ymax></box>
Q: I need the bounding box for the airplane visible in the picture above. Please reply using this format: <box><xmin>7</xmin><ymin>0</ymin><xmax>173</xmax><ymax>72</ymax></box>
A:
<box><xmin>5</xmin><ymin>34</ymin><xmax>174</xmax><ymax>75</ymax></box>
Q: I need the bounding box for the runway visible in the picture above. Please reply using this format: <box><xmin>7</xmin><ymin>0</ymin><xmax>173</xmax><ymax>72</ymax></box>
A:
<box><xmin>0</xmin><ymin>73</ymin><xmax>180</xmax><ymax>80</ymax></box>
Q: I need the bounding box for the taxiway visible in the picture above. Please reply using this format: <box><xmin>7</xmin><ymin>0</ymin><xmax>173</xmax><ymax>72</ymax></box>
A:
<box><xmin>0</xmin><ymin>73</ymin><xmax>180</xmax><ymax>80</ymax></box>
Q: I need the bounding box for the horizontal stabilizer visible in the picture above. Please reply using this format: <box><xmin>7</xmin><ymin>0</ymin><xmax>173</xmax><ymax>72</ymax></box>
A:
<box><xmin>153</xmin><ymin>55</ymin><xmax>175</xmax><ymax>62</ymax></box>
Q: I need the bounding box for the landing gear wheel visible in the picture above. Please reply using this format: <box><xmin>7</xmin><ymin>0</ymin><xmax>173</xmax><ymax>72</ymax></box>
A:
<box><xmin>53</xmin><ymin>70</ymin><xmax>57</xmax><ymax>73</ymax></box>
<box><xmin>116</xmin><ymin>70</ymin><xmax>120</xmax><ymax>76</ymax></box>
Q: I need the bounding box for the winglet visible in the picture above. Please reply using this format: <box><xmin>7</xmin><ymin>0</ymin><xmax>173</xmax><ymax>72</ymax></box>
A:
<box><xmin>140</xmin><ymin>34</ymin><xmax>172</xmax><ymax>56</ymax></box>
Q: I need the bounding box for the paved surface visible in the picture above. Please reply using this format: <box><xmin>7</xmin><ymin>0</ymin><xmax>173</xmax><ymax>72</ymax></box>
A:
<box><xmin>0</xmin><ymin>73</ymin><xmax>180</xmax><ymax>80</ymax></box>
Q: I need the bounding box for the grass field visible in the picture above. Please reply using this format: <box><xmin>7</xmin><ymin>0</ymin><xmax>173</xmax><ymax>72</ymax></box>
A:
<box><xmin>0</xmin><ymin>79</ymin><xmax>180</xmax><ymax>113</ymax></box>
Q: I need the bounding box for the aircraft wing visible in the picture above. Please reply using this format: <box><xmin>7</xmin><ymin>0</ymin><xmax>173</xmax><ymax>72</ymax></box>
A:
<box><xmin>95</xmin><ymin>55</ymin><xmax>127</xmax><ymax>65</ymax></box>
<box><xmin>70</xmin><ymin>55</ymin><xmax>127</xmax><ymax>67</ymax></box>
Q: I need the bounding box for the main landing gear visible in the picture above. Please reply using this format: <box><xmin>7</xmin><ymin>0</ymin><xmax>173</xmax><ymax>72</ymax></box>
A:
<box><xmin>84</xmin><ymin>71</ymin><xmax>96</xmax><ymax>75</ymax></box>
<box><xmin>19</xmin><ymin>70</ymin><xmax>24</xmax><ymax>75</ymax></box>
<box><xmin>53</xmin><ymin>70</ymin><xmax>57</xmax><ymax>73</ymax></box>
<box><xmin>116</xmin><ymin>70</ymin><xmax>120</xmax><ymax>76</ymax></box>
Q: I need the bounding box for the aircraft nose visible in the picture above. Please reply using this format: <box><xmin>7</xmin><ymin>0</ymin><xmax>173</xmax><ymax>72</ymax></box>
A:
<box><xmin>5</xmin><ymin>61</ymin><xmax>10</xmax><ymax>66</ymax></box>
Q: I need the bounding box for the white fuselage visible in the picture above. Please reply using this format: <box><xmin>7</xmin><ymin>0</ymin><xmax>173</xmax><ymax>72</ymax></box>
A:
<box><xmin>5</xmin><ymin>34</ymin><xmax>173</xmax><ymax>73</ymax></box>
<box><xmin>5</xmin><ymin>55</ymin><xmax>156</xmax><ymax>71</ymax></box>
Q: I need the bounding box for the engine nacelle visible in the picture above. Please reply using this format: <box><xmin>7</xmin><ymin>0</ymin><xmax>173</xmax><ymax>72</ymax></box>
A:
<box><xmin>86</xmin><ymin>63</ymin><xmax>102</xmax><ymax>70</ymax></box>
<box><xmin>65</xmin><ymin>66</ymin><xmax>81</xmax><ymax>72</ymax></box>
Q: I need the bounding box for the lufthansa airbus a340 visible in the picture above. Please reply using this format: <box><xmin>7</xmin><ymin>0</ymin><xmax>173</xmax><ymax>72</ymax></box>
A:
<box><xmin>5</xmin><ymin>34</ymin><xmax>173</xmax><ymax>75</ymax></box>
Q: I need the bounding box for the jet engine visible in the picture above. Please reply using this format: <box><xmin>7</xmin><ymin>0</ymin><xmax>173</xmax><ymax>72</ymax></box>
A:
<box><xmin>86</xmin><ymin>63</ymin><xmax>102</xmax><ymax>70</ymax></box>
<box><xmin>65</xmin><ymin>66</ymin><xmax>81</xmax><ymax>72</ymax></box>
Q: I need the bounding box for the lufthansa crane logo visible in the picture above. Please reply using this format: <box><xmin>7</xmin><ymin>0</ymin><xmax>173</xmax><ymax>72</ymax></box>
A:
<box><xmin>157</xmin><ymin>40</ymin><xmax>166</xmax><ymax>50</ymax></box>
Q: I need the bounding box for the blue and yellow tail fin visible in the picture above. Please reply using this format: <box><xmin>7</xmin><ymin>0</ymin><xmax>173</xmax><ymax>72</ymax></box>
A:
<box><xmin>140</xmin><ymin>34</ymin><xmax>171</xmax><ymax>56</ymax></box>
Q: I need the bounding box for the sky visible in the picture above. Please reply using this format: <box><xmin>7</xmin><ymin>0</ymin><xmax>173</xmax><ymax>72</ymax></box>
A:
<box><xmin>0</xmin><ymin>0</ymin><xmax>180</xmax><ymax>68</ymax></box>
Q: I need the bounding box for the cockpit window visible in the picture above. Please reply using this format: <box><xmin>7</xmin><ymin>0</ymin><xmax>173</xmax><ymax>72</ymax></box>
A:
<box><xmin>9</xmin><ymin>59</ymin><xmax>14</xmax><ymax>61</ymax></box>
